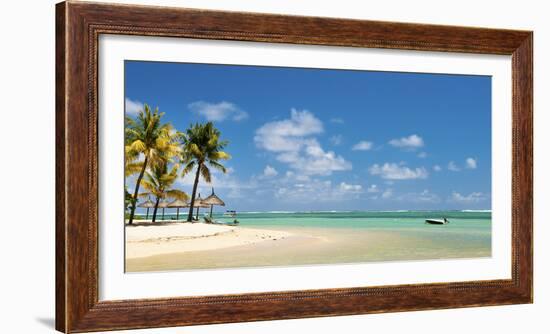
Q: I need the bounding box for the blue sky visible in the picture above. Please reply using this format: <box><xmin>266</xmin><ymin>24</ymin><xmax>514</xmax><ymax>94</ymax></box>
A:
<box><xmin>125</xmin><ymin>60</ymin><xmax>491</xmax><ymax>212</ymax></box>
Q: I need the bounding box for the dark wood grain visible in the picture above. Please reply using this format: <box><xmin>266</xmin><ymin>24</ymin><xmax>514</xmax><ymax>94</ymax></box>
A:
<box><xmin>56</xmin><ymin>1</ymin><xmax>533</xmax><ymax>332</ymax></box>
<box><xmin>511</xmin><ymin>34</ymin><xmax>533</xmax><ymax>301</ymax></box>
<box><xmin>55</xmin><ymin>2</ymin><xmax>67</xmax><ymax>332</ymax></box>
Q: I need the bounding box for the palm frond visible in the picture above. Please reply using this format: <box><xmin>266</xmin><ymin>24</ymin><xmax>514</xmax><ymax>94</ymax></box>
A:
<box><xmin>165</xmin><ymin>189</ymin><xmax>189</xmax><ymax>201</ymax></box>
<box><xmin>200</xmin><ymin>165</ymin><xmax>212</xmax><ymax>183</ymax></box>
<box><xmin>182</xmin><ymin>161</ymin><xmax>196</xmax><ymax>176</ymax></box>
<box><xmin>208</xmin><ymin>160</ymin><xmax>227</xmax><ymax>174</ymax></box>
<box><xmin>129</xmin><ymin>140</ymin><xmax>146</xmax><ymax>153</ymax></box>
<box><xmin>125</xmin><ymin>161</ymin><xmax>144</xmax><ymax>177</ymax></box>
<box><xmin>140</xmin><ymin>179</ymin><xmax>158</xmax><ymax>194</ymax></box>
<box><xmin>208</xmin><ymin>151</ymin><xmax>231</xmax><ymax>161</ymax></box>
<box><xmin>188</xmin><ymin>143</ymin><xmax>203</xmax><ymax>159</ymax></box>
<box><xmin>159</xmin><ymin>172</ymin><xmax>177</xmax><ymax>184</ymax></box>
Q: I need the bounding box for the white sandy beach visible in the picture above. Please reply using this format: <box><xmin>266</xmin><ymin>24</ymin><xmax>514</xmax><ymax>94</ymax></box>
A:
<box><xmin>126</xmin><ymin>222</ymin><xmax>294</xmax><ymax>259</ymax></box>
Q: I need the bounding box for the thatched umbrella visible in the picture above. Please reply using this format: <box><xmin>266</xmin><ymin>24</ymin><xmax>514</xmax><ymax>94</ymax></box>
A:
<box><xmin>203</xmin><ymin>188</ymin><xmax>225</xmax><ymax>218</ymax></box>
<box><xmin>157</xmin><ymin>200</ymin><xmax>169</xmax><ymax>220</ymax></box>
<box><xmin>193</xmin><ymin>193</ymin><xmax>210</xmax><ymax>220</ymax></box>
<box><xmin>137</xmin><ymin>199</ymin><xmax>155</xmax><ymax>220</ymax></box>
<box><xmin>167</xmin><ymin>199</ymin><xmax>189</xmax><ymax>221</ymax></box>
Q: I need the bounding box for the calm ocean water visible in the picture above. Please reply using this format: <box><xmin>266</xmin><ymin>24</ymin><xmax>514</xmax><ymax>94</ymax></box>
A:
<box><xmin>137</xmin><ymin>210</ymin><xmax>491</xmax><ymax>231</ymax></box>
<box><xmin>229</xmin><ymin>210</ymin><xmax>489</xmax><ymax>228</ymax></box>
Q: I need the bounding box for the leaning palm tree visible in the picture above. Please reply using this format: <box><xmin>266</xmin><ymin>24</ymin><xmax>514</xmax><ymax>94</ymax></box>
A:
<box><xmin>125</xmin><ymin>104</ymin><xmax>180</xmax><ymax>224</ymax></box>
<box><xmin>181</xmin><ymin>122</ymin><xmax>231</xmax><ymax>222</ymax></box>
<box><xmin>139</xmin><ymin>163</ymin><xmax>188</xmax><ymax>222</ymax></box>
<box><xmin>124</xmin><ymin>149</ymin><xmax>143</xmax><ymax>214</ymax></box>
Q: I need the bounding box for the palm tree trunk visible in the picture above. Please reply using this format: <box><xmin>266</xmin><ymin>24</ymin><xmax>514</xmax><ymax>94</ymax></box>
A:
<box><xmin>152</xmin><ymin>196</ymin><xmax>160</xmax><ymax>223</ymax></box>
<box><xmin>187</xmin><ymin>163</ymin><xmax>202</xmax><ymax>222</ymax></box>
<box><xmin>128</xmin><ymin>155</ymin><xmax>148</xmax><ymax>225</ymax></box>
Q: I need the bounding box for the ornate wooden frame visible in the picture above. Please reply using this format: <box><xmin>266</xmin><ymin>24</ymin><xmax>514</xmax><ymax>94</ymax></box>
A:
<box><xmin>56</xmin><ymin>1</ymin><xmax>533</xmax><ymax>332</ymax></box>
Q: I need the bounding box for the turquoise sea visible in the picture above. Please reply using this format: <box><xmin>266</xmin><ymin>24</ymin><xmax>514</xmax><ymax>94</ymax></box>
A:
<box><xmin>225</xmin><ymin>210</ymin><xmax>490</xmax><ymax>229</ymax></box>
<box><xmin>138</xmin><ymin>210</ymin><xmax>490</xmax><ymax>231</ymax></box>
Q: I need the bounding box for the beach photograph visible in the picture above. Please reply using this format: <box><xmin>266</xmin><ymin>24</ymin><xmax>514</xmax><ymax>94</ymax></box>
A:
<box><xmin>124</xmin><ymin>61</ymin><xmax>491</xmax><ymax>273</ymax></box>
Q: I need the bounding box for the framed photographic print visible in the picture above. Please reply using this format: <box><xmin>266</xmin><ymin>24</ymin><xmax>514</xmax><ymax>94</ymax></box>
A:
<box><xmin>56</xmin><ymin>1</ymin><xmax>532</xmax><ymax>332</ymax></box>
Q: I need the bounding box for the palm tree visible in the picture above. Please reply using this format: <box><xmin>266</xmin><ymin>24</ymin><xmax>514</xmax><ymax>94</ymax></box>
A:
<box><xmin>139</xmin><ymin>163</ymin><xmax>189</xmax><ymax>222</ymax></box>
<box><xmin>125</xmin><ymin>104</ymin><xmax>180</xmax><ymax>224</ymax></box>
<box><xmin>124</xmin><ymin>157</ymin><xmax>145</xmax><ymax>215</ymax></box>
<box><xmin>124</xmin><ymin>187</ymin><xmax>133</xmax><ymax>216</ymax></box>
<box><xmin>181</xmin><ymin>122</ymin><xmax>230</xmax><ymax>222</ymax></box>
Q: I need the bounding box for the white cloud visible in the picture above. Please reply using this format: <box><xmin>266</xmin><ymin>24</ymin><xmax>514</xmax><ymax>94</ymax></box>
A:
<box><xmin>255</xmin><ymin>109</ymin><xmax>323</xmax><ymax>152</ymax></box>
<box><xmin>209</xmin><ymin>165</ymin><xmax>234</xmax><ymax>175</ymax></box>
<box><xmin>389</xmin><ymin>134</ymin><xmax>424</xmax><ymax>150</ymax></box>
<box><xmin>368</xmin><ymin>163</ymin><xmax>428</xmax><ymax>180</ymax></box>
<box><xmin>255</xmin><ymin>109</ymin><xmax>351</xmax><ymax>176</ymax></box>
<box><xmin>292</xmin><ymin>141</ymin><xmax>352</xmax><ymax>175</ymax></box>
<box><xmin>263</xmin><ymin>165</ymin><xmax>278</xmax><ymax>177</ymax></box>
<box><xmin>433</xmin><ymin>165</ymin><xmax>442</xmax><ymax>172</ymax></box>
<box><xmin>367</xmin><ymin>184</ymin><xmax>380</xmax><ymax>193</ymax></box>
<box><xmin>330</xmin><ymin>118</ymin><xmax>344</xmax><ymax>124</ymax></box>
<box><xmin>226</xmin><ymin>188</ymin><xmax>245</xmax><ymax>199</ymax></box>
<box><xmin>417</xmin><ymin>152</ymin><xmax>428</xmax><ymax>158</ymax></box>
<box><xmin>339</xmin><ymin>182</ymin><xmax>362</xmax><ymax>192</ymax></box>
<box><xmin>188</xmin><ymin>101</ymin><xmax>248</xmax><ymax>122</ymax></box>
<box><xmin>273</xmin><ymin>177</ymin><xmax>362</xmax><ymax>203</ymax></box>
<box><xmin>397</xmin><ymin>189</ymin><xmax>440</xmax><ymax>203</ymax></box>
<box><xmin>450</xmin><ymin>191</ymin><xmax>487</xmax><ymax>203</ymax></box>
<box><xmin>173</xmin><ymin>160</ymin><xmax>362</xmax><ymax>208</ymax></box>
<box><xmin>352</xmin><ymin>140</ymin><xmax>374</xmax><ymax>151</ymax></box>
<box><xmin>381</xmin><ymin>189</ymin><xmax>393</xmax><ymax>199</ymax></box>
<box><xmin>329</xmin><ymin>135</ymin><xmax>343</xmax><ymax>146</ymax></box>
<box><xmin>448</xmin><ymin>161</ymin><xmax>461</xmax><ymax>171</ymax></box>
<box><xmin>466</xmin><ymin>157</ymin><xmax>477</xmax><ymax>169</ymax></box>
<box><xmin>125</xmin><ymin>98</ymin><xmax>143</xmax><ymax>116</ymax></box>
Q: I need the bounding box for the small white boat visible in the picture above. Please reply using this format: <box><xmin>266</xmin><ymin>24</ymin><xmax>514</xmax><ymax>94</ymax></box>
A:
<box><xmin>425</xmin><ymin>218</ymin><xmax>449</xmax><ymax>225</ymax></box>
